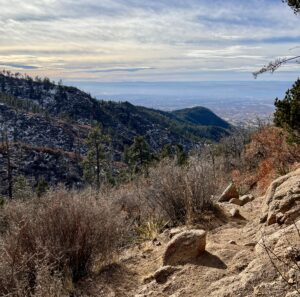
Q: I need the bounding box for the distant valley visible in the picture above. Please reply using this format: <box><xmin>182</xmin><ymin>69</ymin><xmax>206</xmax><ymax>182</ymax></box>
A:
<box><xmin>68</xmin><ymin>80</ymin><xmax>293</xmax><ymax>126</ymax></box>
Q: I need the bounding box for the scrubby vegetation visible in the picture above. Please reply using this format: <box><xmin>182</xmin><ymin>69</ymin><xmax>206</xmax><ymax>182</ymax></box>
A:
<box><xmin>232</xmin><ymin>125</ymin><xmax>300</xmax><ymax>193</ymax></box>
<box><xmin>0</xmin><ymin>189</ymin><xmax>126</xmax><ymax>296</ymax></box>
<box><xmin>1</xmin><ymin>120</ymin><xmax>299</xmax><ymax>295</ymax></box>
<box><xmin>0</xmin><ymin>74</ymin><xmax>300</xmax><ymax>296</ymax></box>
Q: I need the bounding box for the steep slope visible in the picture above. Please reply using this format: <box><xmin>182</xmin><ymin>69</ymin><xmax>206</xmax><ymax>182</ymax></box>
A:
<box><xmin>0</xmin><ymin>73</ymin><xmax>231</xmax><ymax>189</ymax></box>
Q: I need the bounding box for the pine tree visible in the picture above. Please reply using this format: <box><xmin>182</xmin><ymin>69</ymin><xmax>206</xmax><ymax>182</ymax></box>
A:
<box><xmin>13</xmin><ymin>175</ymin><xmax>33</xmax><ymax>200</ymax></box>
<box><xmin>1</xmin><ymin>131</ymin><xmax>13</xmax><ymax>199</ymax></box>
<box><xmin>124</xmin><ymin>136</ymin><xmax>153</xmax><ymax>174</ymax></box>
<box><xmin>35</xmin><ymin>177</ymin><xmax>49</xmax><ymax>198</ymax></box>
<box><xmin>82</xmin><ymin>125</ymin><xmax>108</xmax><ymax>189</ymax></box>
<box><xmin>274</xmin><ymin>79</ymin><xmax>300</xmax><ymax>142</ymax></box>
<box><xmin>283</xmin><ymin>0</ymin><xmax>300</xmax><ymax>13</ymax></box>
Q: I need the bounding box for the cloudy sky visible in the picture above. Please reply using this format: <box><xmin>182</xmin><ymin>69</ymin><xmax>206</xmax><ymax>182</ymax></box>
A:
<box><xmin>0</xmin><ymin>0</ymin><xmax>299</xmax><ymax>82</ymax></box>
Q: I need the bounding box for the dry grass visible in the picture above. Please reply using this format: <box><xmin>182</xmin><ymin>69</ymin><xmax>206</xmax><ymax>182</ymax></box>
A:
<box><xmin>0</xmin><ymin>188</ymin><xmax>126</xmax><ymax>296</ymax></box>
<box><xmin>135</xmin><ymin>158</ymin><xmax>220</xmax><ymax>225</ymax></box>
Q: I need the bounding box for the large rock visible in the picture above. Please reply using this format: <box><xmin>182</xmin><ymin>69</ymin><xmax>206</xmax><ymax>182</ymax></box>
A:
<box><xmin>218</xmin><ymin>183</ymin><xmax>239</xmax><ymax>202</ymax></box>
<box><xmin>260</xmin><ymin>168</ymin><xmax>300</xmax><ymax>226</ymax></box>
<box><xmin>162</xmin><ymin>230</ymin><xmax>206</xmax><ymax>266</ymax></box>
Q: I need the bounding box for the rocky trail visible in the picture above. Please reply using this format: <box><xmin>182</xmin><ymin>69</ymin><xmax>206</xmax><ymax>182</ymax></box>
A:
<box><xmin>81</xmin><ymin>168</ymin><xmax>300</xmax><ymax>297</ymax></box>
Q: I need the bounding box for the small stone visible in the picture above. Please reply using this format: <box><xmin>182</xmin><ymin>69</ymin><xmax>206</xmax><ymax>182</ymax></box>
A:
<box><xmin>153</xmin><ymin>265</ymin><xmax>180</xmax><ymax>283</ymax></box>
<box><xmin>288</xmin><ymin>278</ymin><xmax>295</xmax><ymax>284</ymax></box>
<box><xmin>152</xmin><ymin>238</ymin><xmax>161</xmax><ymax>246</ymax></box>
<box><xmin>229</xmin><ymin>198</ymin><xmax>243</xmax><ymax>206</ymax></box>
<box><xmin>240</xmin><ymin>194</ymin><xmax>254</xmax><ymax>205</ymax></box>
<box><xmin>230</xmin><ymin>208</ymin><xmax>240</xmax><ymax>217</ymax></box>
<box><xmin>228</xmin><ymin>240</ymin><xmax>237</xmax><ymax>245</ymax></box>
<box><xmin>276</xmin><ymin>212</ymin><xmax>285</xmax><ymax>224</ymax></box>
<box><xmin>267</xmin><ymin>213</ymin><xmax>277</xmax><ymax>225</ymax></box>
<box><xmin>260</xmin><ymin>213</ymin><xmax>268</xmax><ymax>223</ymax></box>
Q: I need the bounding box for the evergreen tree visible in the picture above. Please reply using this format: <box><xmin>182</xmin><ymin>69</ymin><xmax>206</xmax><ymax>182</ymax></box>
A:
<box><xmin>82</xmin><ymin>125</ymin><xmax>108</xmax><ymax>189</ymax></box>
<box><xmin>160</xmin><ymin>143</ymin><xmax>187</xmax><ymax>166</ymax></box>
<box><xmin>283</xmin><ymin>0</ymin><xmax>300</xmax><ymax>13</ymax></box>
<box><xmin>35</xmin><ymin>177</ymin><xmax>49</xmax><ymax>198</ymax></box>
<box><xmin>124</xmin><ymin>136</ymin><xmax>153</xmax><ymax>174</ymax></box>
<box><xmin>1</xmin><ymin>131</ymin><xmax>13</xmax><ymax>199</ymax></box>
<box><xmin>274</xmin><ymin>79</ymin><xmax>300</xmax><ymax>142</ymax></box>
<box><xmin>175</xmin><ymin>144</ymin><xmax>188</xmax><ymax>166</ymax></box>
<box><xmin>160</xmin><ymin>144</ymin><xmax>174</xmax><ymax>159</ymax></box>
<box><xmin>13</xmin><ymin>175</ymin><xmax>33</xmax><ymax>200</ymax></box>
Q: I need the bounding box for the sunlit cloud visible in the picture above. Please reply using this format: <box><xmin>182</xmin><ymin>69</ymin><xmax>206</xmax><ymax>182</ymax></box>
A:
<box><xmin>0</xmin><ymin>0</ymin><xmax>299</xmax><ymax>81</ymax></box>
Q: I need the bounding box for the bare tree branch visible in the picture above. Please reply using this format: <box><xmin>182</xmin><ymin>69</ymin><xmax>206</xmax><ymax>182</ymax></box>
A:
<box><xmin>253</xmin><ymin>55</ymin><xmax>300</xmax><ymax>79</ymax></box>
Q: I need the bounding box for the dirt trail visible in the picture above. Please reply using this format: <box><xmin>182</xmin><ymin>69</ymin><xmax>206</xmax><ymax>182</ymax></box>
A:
<box><xmin>88</xmin><ymin>194</ymin><xmax>269</xmax><ymax>297</ymax></box>
<box><xmin>80</xmin><ymin>171</ymin><xmax>300</xmax><ymax>297</ymax></box>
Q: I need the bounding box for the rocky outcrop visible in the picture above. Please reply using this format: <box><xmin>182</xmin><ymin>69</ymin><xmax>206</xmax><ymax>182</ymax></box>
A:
<box><xmin>218</xmin><ymin>183</ymin><xmax>239</xmax><ymax>202</ymax></box>
<box><xmin>260</xmin><ymin>168</ymin><xmax>300</xmax><ymax>225</ymax></box>
<box><xmin>162</xmin><ymin>230</ymin><xmax>206</xmax><ymax>266</ymax></box>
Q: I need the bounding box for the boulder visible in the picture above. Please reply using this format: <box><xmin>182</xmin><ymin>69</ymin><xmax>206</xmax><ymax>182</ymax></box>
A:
<box><xmin>162</xmin><ymin>230</ymin><xmax>206</xmax><ymax>266</ymax></box>
<box><xmin>219</xmin><ymin>183</ymin><xmax>239</xmax><ymax>202</ymax></box>
<box><xmin>260</xmin><ymin>168</ymin><xmax>300</xmax><ymax>226</ymax></box>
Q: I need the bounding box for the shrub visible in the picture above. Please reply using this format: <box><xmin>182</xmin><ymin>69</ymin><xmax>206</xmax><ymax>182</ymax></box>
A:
<box><xmin>138</xmin><ymin>158</ymin><xmax>218</xmax><ymax>225</ymax></box>
<box><xmin>233</xmin><ymin>126</ymin><xmax>300</xmax><ymax>193</ymax></box>
<box><xmin>12</xmin><ymin>175</ymin><xmax>33</xmax><ymax>200</ymax></box>
<box><xmin>0</xmin><ymin>188</ymin><xmax>126</xmax><ymax>296</ymax></box>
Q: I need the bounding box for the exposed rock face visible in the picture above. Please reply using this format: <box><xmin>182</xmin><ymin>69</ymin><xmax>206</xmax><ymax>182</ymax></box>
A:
<box><xmin>162</xmin><ymin>230</ymin><xmax>206</xmax><ymax>266</ymax></box>
<box><xmin>218</xmin><ymin>183</ymin><xmax>239</xmax><ymax>202</ymax></box>
<box><xmin>260</xmin><ymin>168</ymin><xmax>300</xmax><ymax>226</ymax></box>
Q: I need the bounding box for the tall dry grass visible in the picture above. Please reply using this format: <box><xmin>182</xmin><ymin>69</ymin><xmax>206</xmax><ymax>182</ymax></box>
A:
<box><xmin>0</xmin><ymin>188</ymin><xmax>126</xmax><ymax>296</ymax></box>
<box><xmin>110</xmin><ymin>157</ymin><xmax>223</xmax><ymax>227</ymax></box>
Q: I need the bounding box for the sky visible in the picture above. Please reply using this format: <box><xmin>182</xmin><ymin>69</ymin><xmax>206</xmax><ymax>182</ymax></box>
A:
<box><xmin>0</xmin><ymin>0</ymin><xmax>299</xmax><ymax>83</ymax></box>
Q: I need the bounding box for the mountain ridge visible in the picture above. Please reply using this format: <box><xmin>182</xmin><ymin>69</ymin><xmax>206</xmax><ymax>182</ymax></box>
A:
<box><xmin>0</xmin><ymin>72</ymin><xmax>231</xmax><ymax>188</ymax></box>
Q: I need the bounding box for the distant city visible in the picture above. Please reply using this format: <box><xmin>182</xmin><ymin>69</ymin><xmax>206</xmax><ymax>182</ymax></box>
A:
<box><xmin>67</xmin><ymin>80</ymin><xmax>293</xmax><ymax>126</ymax></box>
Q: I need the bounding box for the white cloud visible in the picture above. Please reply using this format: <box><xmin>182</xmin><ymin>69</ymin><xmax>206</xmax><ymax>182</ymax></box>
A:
<box><xmin>0</xmin><ymin>0</ymin><xmax>299</xmax><ymax>81</ymax></box>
